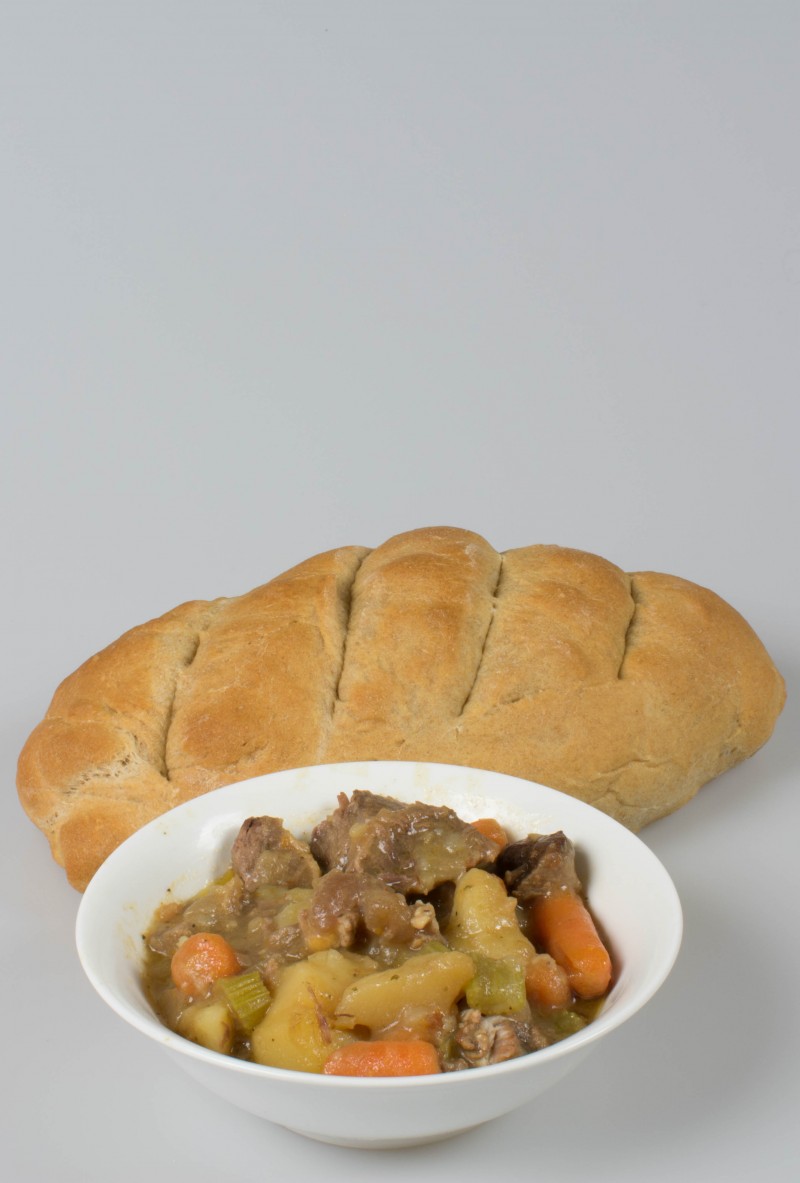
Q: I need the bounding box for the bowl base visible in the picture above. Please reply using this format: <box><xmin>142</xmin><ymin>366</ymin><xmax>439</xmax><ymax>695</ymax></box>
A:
<box><xmin>282</xmin><ymin>1123</ymin><xmax>479</xmax><ymax>1150</ymax></box>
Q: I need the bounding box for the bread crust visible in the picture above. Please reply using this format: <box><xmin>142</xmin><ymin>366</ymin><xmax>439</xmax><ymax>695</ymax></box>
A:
<box><xmin>17</xmin><ymin>528</ymin><xmax>786</xmax><ymax>889</ymax></box>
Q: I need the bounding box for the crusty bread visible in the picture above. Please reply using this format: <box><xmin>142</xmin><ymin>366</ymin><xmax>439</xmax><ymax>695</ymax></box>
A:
<box><xmin>17</xmin><ymin>527</ymin><xmax>786</xmax><ymax>890</ymax></box>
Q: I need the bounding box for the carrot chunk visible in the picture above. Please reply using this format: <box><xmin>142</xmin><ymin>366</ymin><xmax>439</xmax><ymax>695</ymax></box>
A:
<box><xmin>322</xmin><ymin>1040</ymin><xmax>441</xmax><ymax>1077</ymax></box>
<box><xmin>530</xmin><ymin>892</ymin><xmax>612</xmax><ymax>1000</ymax></box>
<box><xmin>171</xmin><ymin>933</ymin><xmax>242</xmax><ymax>998</ymax></box>
<box><xmin>470</xmin><ymin>817</ymin><xmax>509</xmax><ymax>851</ymax></box>
<box><xmin>525</xmin><ymin>953</ymin><xmax>573</xmax><ymax>1010</ymax></box>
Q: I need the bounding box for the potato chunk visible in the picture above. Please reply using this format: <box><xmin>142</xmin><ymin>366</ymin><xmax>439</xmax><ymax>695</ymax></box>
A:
<box><xmin>444</xmin><ymin>868</ymin><xmax>536</xmax><ymax>968</ymax></box>
<box><xmin>334</xmin><ymin>950</ymin><xmax>475</xmax><ymax>1032</ymax></box>
<box><xmin>177</xmin><ymin>1001</ymin><xmax>234</xmax><ymax>1055</ymax></box>
<box><xmin>251</xmin><ymin>949</ymin><xmax>375</xmax><ymax>1073</ymax></box>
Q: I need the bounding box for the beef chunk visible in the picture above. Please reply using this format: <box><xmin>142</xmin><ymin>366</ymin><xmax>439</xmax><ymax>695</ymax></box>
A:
<box><xmin>348</xmin><ymin>801</ymin><xmax>499</xmax><ymax>894</ymax></box>
<box><xmin>311</xmin><ymin>791</ymin><xmax>500</xmax><ymax>894</ymax></box>
<box><xmin>231</xmin><ymin>816</ymin><xmax>321</xmax><ymax>892</ymax></box>
<box><xmin>310</xmin><ymin>791</ymin><xmax>406</xmax><ymax>872</ymax></box>
<box><xmin>299</xmin><ymin>870</ymin><xmax>439</xmax><ymax>953</ymax></box>
<box><xmin>450</xmin><ymin>1009</ymin><xmax>549</xmax><ymax>1069</ymax></box>
<box><xmin>496</xmin><ymin>831</ymin><xmax>581</xmax><ymax>901</ymax></box>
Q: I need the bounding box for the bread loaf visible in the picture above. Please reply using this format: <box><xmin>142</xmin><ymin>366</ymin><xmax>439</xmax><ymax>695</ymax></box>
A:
<box><xmin>17</xmin><ymin>527</ymin><xmax>785</xmax><ymax>890</ymax></box>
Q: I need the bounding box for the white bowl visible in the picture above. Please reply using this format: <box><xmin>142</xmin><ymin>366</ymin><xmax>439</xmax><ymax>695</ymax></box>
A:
<box><xmin>76</xmin><ymin>761</ymin><xmax>682</xmax><ymax>1149</ymax></box>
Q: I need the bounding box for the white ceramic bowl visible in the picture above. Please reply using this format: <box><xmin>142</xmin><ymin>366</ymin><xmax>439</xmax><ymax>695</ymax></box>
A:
<box><xmin>76</xmin><ymin>761</ymin><xmax>682</xmax><ymax>1149</ymax></box>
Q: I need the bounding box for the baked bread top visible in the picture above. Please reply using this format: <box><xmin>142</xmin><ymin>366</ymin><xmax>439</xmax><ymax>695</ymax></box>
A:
<box><xmin>17</xmin><ymin>527</ymin><xmax>786</xmax><ymax>890</ymax></box>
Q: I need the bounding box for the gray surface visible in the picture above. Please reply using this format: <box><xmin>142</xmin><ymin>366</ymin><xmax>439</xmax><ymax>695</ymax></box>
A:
<box><xmin>3</xmin><ymin>4</ymin><xmax>798</xmax><ymax>1180</ymax></box>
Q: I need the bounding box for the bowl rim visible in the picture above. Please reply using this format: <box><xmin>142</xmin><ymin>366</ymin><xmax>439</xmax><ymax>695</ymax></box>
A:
<box><xmin>76</xmin><ymin>759</ymin><xmax>683</xmax><ymax>1090</ymax></box>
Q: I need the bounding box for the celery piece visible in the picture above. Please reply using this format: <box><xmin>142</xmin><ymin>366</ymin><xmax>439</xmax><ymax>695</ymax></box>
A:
<box><xmin>465</xmin><ymin>957</ymin><xmax>527</xmax><ymax>1015</ymax></box>
<box><xmin>553</xmin><ymin>1010</ymin><xmax>588</xmax><ymax>1038</ymax></box>
<box><xmin>216</xmin><ymin>969</ymin><xmax>272</xmax><ymax>1031</ymax></box>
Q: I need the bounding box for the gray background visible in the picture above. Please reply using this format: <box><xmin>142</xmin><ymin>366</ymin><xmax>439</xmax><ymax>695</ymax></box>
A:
<box><xmin>3</xmin><ymin>3</ymin><xmax>798</xmax><ymax>1180</ymax></box>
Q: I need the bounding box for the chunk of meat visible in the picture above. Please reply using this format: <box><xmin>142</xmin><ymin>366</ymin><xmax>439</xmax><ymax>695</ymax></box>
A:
<box><xmin>496</xmin><ymin>831</ymin><xmax>581</xmax><ymax>901</ymax></box>
<box><xmin>450</xmin><ymin>1008</ymin><xmax>549</xmax><ymax>1069</ymax></box>
<box><xmin>231</xmin><ymin>816</ymin><xmax>321</xmax><ymax>892</ymax></box>
<box><xmin>311</xmin><ymin>791</ymin><xmax>499</xmax><ymax>894</ymax></box>
<box><xmin>349</xmin><ymin>801</ymin><xmax>499</xmax><ymax>893</ymax></box>
<box><xmin>310</xmin><ymin>791</ymin><xmax>406</xmax><ymax>872</ymax></box>
<box><xmin>299</xmin><ymin>870</ymin><xmax>440</xmax><ymax>953</ymax></box>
